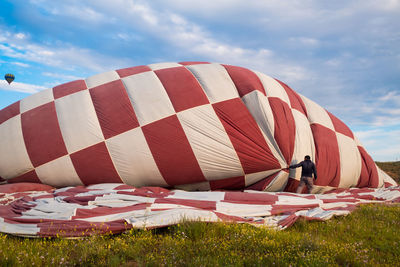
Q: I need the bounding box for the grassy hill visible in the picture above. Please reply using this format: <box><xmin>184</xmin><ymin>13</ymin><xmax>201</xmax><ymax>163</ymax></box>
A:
<box><xmin>376</xmin><ymin>161</ymin><xmax>400</xmax><ymax>183</ymax></box>
<box><xmin>1</xmin><ymin>162</ymin><xmax>400</xmax><ymax>266</ymax></box>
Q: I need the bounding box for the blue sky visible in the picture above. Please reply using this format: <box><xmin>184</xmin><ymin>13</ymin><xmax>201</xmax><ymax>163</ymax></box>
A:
<box><xmin>0</xmin><ymin>0</ymin><xmax>399</xmax><ymax>161</ymax></box>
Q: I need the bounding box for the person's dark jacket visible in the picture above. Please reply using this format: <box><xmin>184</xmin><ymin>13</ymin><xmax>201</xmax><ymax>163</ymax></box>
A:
<box><xmin>289</xmin><ymin>159</ymin><xmax>317</xmax><ymax>179</ymax></box>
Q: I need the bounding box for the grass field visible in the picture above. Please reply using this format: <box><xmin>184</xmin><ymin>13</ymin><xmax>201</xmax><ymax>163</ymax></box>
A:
<box><xmin>1</xmin><ymin>163</ymin><xmax>399</xmax><ymax>266</ymax></box>
<box><xmin>376</xmin><ymin>161</ymin><xmax>400</xmax><ymax>183</ymax></box>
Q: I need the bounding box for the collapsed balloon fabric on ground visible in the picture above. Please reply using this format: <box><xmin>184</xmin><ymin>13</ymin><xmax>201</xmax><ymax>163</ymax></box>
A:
<box><xmin>0</xmin><ymin>62</ymin><xmax>396</xmax><ymax>192</ymax></box>
<box><xmin>1</xmin><ymin>182</ymin><xmax>400</xmax><ymax>237</ymax></box>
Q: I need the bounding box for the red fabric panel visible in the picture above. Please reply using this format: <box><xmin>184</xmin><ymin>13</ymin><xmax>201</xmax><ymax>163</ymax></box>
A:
<box><xmin>213</xmin><ymin>98</ymin><xmax>280</xmax><ymax>174</ymax></box>
<box><xmin>141</xmin><ymin>115</ymin><xmax>206</xmax><ymax>185</ymax></box>
<box><xmin>277</xmin><ymin>193</ymin><xmax>316</xmax><ymax>199</ymax></box>
<box><xmin>245</xmin><ymin>172</ymin><xmax>280</xmax><ymax>191</ymax></box>
<box><xmin>277</xmin><ymin>213</ymin><xmax>299</xmax><ymax>228</ymax></box>
<box><xmin>114</xmin><ymin>184</ymin><xmax>136</xmax><ymax>190</ymax></box>
<box><xmin>214</xmin><ymin>212</ymin><xmax>253</xmax><ymax>222</ymax></box>
<box><xmin>224</xmin><ymin>191</ymin><xmax>278</xmax><ymax>204</ymax></box>
<box><xmin>90</xmin><ymin>79</ymin><xmax>139</xmax><ymax>139</ymax></box>
<box><xmin>21</xmin><ymin>102</ymin><xmax>68</xmax><ymax>167</ymax></box>
<box><xmin>356</xmin><ymin>148</ymin><xmax>369</xmax><ymax>188</ymax></box>
<box><xmin>269</xmin><ymin>97</ymin><xmax>296</xmax><ymax>164</ymax></box>
<box><xmin>311</xmin><ymin>124</ymin><xmax>341</xmax><ymax>187</ymax></box>
<box><xmin>322</xmin><ymin>198</ymin><xmax>358</xmax><ymax>203</ymax></box>
<box><xmin>61</xmin><ymin>195</ymin><xmax>97</xmax><ymax>205</ymax></box>
<box><xmin>38</xmin><ymin>220</ymin><xmax>130</xmax><ymax>237</ymax></box>
<box><xmin>116</xmin><ymin>65</ymin><xmax>151</xmax><ymax>78</ymax></box>
<box><xmin>223</xmin><ymin>65</ymin><xmax>266</xmax><ymax>97</ymax></box>
<box><xmin>0</xmin><ymin>183</ymin><xmax>54</xmax><ymax>193</ymax></box>
<box><xmin>155</xmin><ymin>67</ymin><xmax>209</xmax><ymax>112</ymax></box>
<box><xmin>0</xmin><ymin>101</ymin><xmax>20</xmax><ymax>124</ymax></box>
<box><xmin>7</xmin><ymin>170</ymin><xmax>41</xmax><ymax>184</ymax></box>
<box><xmin>73</xmin><ymin>204</ymin><xmax>149</xmax><ymax>219</ymax></box>
<box><xmin>53</xmin><ymin>80</ymin><xmax>87</xmax><ymax>99</ymax></box>
<box><xmin>327</xmin><ymin>111</ymin><xmax>354</xmax><ymax>139</ymax></box>
<box><xmin>178</xmin><ymin>61</ymin><xmax>210</xmax><ymax>65</ymax></box>
<box><xmin>209</xmin><ymin>176</ymin><xmax>245</xmax><ymax>190</ymax></box>
<box><xmin>70</xmin><ymin>142</ymin><xmax>123</xmax><ymax>185</ymax></box>
<box><xmin>275</xmin><ymin>79</ymin><xmax>307</xmax><ymax>116</ymax></box>
<box><xmin>384</xmin><ymin>182</ymin><xmax>394</xmax><ymax>188</ymax></box>
<box><xmin>357</xmin><ymin>146</ymin><xmax>379</xmax><ymax>188</ymax></box>
<box><xmin>271</xmin><ymin>203</ymin><xmax>319</xmax><ymax>215</ymax></box>
<box><xmin>155</xmin><ymin>198</ymin><xmax>216</xmax><ymax>210</ymax></box>
<box><xmin>284</xmin><ymin>177</ymin><xmax>299</xmax><ymax>193</ymax></box>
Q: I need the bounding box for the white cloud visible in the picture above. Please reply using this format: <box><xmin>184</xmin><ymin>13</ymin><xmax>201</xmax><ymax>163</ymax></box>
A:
<box><xmin>379</xmin><ymin>91</ymin><xmax>400</xmax><ymax>103</ymax></box>
<box><xmin>0</xmin><ymin>80</ymin><xmax>46</xmax><ymax>94</ymax></box>
<box><xmin>289</xmin><ymin>37</ymin><xmax>320</xmax><ymax>47</ymax></box>
<box><xmin>0</xmin><ymin>29</ymin><xmax>132</xmax><ymax>73</ymax></box>
<box><xmin>93</xmin><ymin>1</ymin><xmax>312</xmax><ymax>83</ymax></box>
<box><xmin>11</xmin><ymin>62</ymin><xmax>30</xmax><ymax>67</ymax></box>
<box><xmin>42</xmin><ymin>72</ymin><xmax>82</xmax><ymax>81</ymax></box>
<box><xmin>355</xmin><ymin>127</ymin><xmax>400</xmax><ymax>161</ymax></box>
<box><xmin>14</xmin><ymin>33</ymin><xmax>27</xmax><ymax>40</ymax></box>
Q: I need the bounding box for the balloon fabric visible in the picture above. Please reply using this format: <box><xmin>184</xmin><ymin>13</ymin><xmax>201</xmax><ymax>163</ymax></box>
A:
<box><xmin>0</xmin><ymin>62</ymin><xmax>396</xmax><ymax>192</ymax></box>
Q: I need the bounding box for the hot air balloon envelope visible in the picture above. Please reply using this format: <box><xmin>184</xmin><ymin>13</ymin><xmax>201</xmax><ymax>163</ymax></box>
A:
<box><xmin>0</xmin><ymin>62</ymin><xmax>396</xmax><ymax>191</ymax></box>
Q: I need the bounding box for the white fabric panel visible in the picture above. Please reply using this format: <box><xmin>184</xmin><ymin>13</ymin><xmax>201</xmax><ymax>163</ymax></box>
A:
<box><xmin>0</xmin><ymin>115</ymin><xmax>33</xmax><ymax>179</ymax></box>
<box><xmin>148</xmin><ymin>62</ymin><xmax>182</xmax><ymax>70</ymax></box>
<box><xmin>241</xmin><ymin>90</ymin><xmax>286</xmax><ymax>168</ymax></box>
<box><xmin>276</xmin><ymin>195</ymin><xmax>322</xmax><ymax>205</ymax></box>
<box><xmin>168</xmin><ymin>190</ymin><xmax>225</xmax><ymax>202</ymax></box>
<box><xmin>300</xmin><ymin>95</ymin><xmax>335</xmax><ymax>130</ymax></box>
<box><xmin>177</xmin><ymin>104</ymin><xmax>244</xmax><ymax>180</ymax></box>
<box><xmin>354</xmin><ymin>136</ymin><xmax>364</xmax><ymax>147</ymax></box>
<box><xmin>255</xmin><ymin>71</ymin><xmax>290</xmax><ymax>105</ymax></box>
<box><xmin>85</xmin><ymin>70</ymin><xmax>119</xmax><ymax>89</ymax></box>
<box><xmin>55</xmin><ymin>90</ymin><xmax>104</xmax><ymax>154</ymax></box>
<box><xmin>377</xmin><ymin>166</ymin><xmax>396</xmax><ymax>187</ymax></box>
<box><xmin>290</xmin><ymin>109</ymin><xmax>316</xmax><ymax>180</ymax></box>
<box><xmin>122</xmin><ymin>71</ymin><xmax>175</xmax><ymax>126</ymax></box>
<box><xmin>186</xmin><ymin>63</ymin><xmax>239</xmax><ymax>103</ymax></box>
<box><xmin>264</xmin><ymin>171</ymin><xmax>289</xmax><ymax>192</ymax></box>
<box><xmin>20</xmin><ymin>88</ymin><xmax>54</xmax><ymax>113</ymax></box>
<box><xmin>216</xmin><ymin>202</ymin><xmax>271</xmax><ymax>217</ymax></box>
<box><xmin>336</xmin><ymin>133</ymin><xmax>361</xmax><ymax>188</ymax></box>
<box><xmin>35</xmin><ymin>155</ymin><xmax>82</xmax><ymax>187</ymax></box>
<box><xmin>0</xmin><ymin>218</ymin><xmax>40</xmax><ymax>236</ymax></box>
<box><xmin>106</xmin><ymin>127</ymin><xmax>168</xmax><ymax>187</ymax></box>
<box><xmin>244</xmin><ymin>169</ymin><xmax>281</xmax><ymax>186</ymax></box>
<box><xmin>87</xmin><ymin>183</ymin><xmax>126</xmax><ymax>190</ymax></box>
<box><xmin>126</xmin><ymin>209</ymin><xmax>220</xmax><ymax>228</ymax></box>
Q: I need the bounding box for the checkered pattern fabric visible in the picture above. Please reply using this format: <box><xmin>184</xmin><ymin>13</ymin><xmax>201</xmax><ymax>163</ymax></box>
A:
<box><xmin>1</xmin><ymin>183</ymin><xmax>400</xmax><ymax>237</ymax></box>
<box><xmin>0</xmin><ymin>62</ymin><xmax>396</xmax><ymax>191</ymax></box>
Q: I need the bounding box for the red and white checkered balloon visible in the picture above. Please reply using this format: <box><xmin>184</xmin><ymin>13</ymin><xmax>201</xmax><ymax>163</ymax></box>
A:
<box><xmin>0</xmin><ymin>62</ymin><xmax>396</xmax><ymax>191</ymax></box>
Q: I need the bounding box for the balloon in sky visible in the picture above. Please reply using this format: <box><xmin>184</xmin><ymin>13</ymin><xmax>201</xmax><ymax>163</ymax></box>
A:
<box><xmin>0</xmin><ymin>62</ymin><xmax>396</xmax><ymax>191</ymax></box>
<box><xmin>4</xmin><ymin>73</ymin><xmax>15</xmax><ymax>84</ymax></box>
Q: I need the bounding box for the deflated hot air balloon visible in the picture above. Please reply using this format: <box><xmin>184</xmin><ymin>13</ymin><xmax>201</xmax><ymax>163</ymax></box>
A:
<box><xmin>4</xmin><ymin>73</ymin><xmax>15</xmax><ymax>84</ymax></box>
<box><xmin>0</xmin><ymin>62</ymin><xmax>396</xmax><ymax>192</ymax></box>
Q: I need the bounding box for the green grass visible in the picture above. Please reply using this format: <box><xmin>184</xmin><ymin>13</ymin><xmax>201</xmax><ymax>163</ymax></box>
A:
<box><xmin>1</xmin><ymin>204</ymin><xmax>400</xmax><ymax>266</ymax></box>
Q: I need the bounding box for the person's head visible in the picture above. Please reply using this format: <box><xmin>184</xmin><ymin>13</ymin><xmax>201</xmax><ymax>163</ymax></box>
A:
<box><xmin>304</xmin><ymin>155</ymin><xmax>311</xmax><ymax>161</ymax></box>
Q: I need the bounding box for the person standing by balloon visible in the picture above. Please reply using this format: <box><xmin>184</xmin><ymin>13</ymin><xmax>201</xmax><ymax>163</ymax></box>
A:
<box><xmin>289</xmin><ymin>155</ymin><xmax>317</xmax><ymax>194</ymax></box>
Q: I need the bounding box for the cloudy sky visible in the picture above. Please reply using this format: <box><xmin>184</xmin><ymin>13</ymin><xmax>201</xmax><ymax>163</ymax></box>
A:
<box><xmin>0</xmin><ymin>0</ymin><xmax>399</xmax><ymax>161</ymax></box>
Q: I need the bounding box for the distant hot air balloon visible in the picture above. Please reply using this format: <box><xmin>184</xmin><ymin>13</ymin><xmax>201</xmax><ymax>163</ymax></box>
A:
<box><xmin>4</xmin><ymin>73</ymin><xmax>15</xmax><ymax>84</ymax></box>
